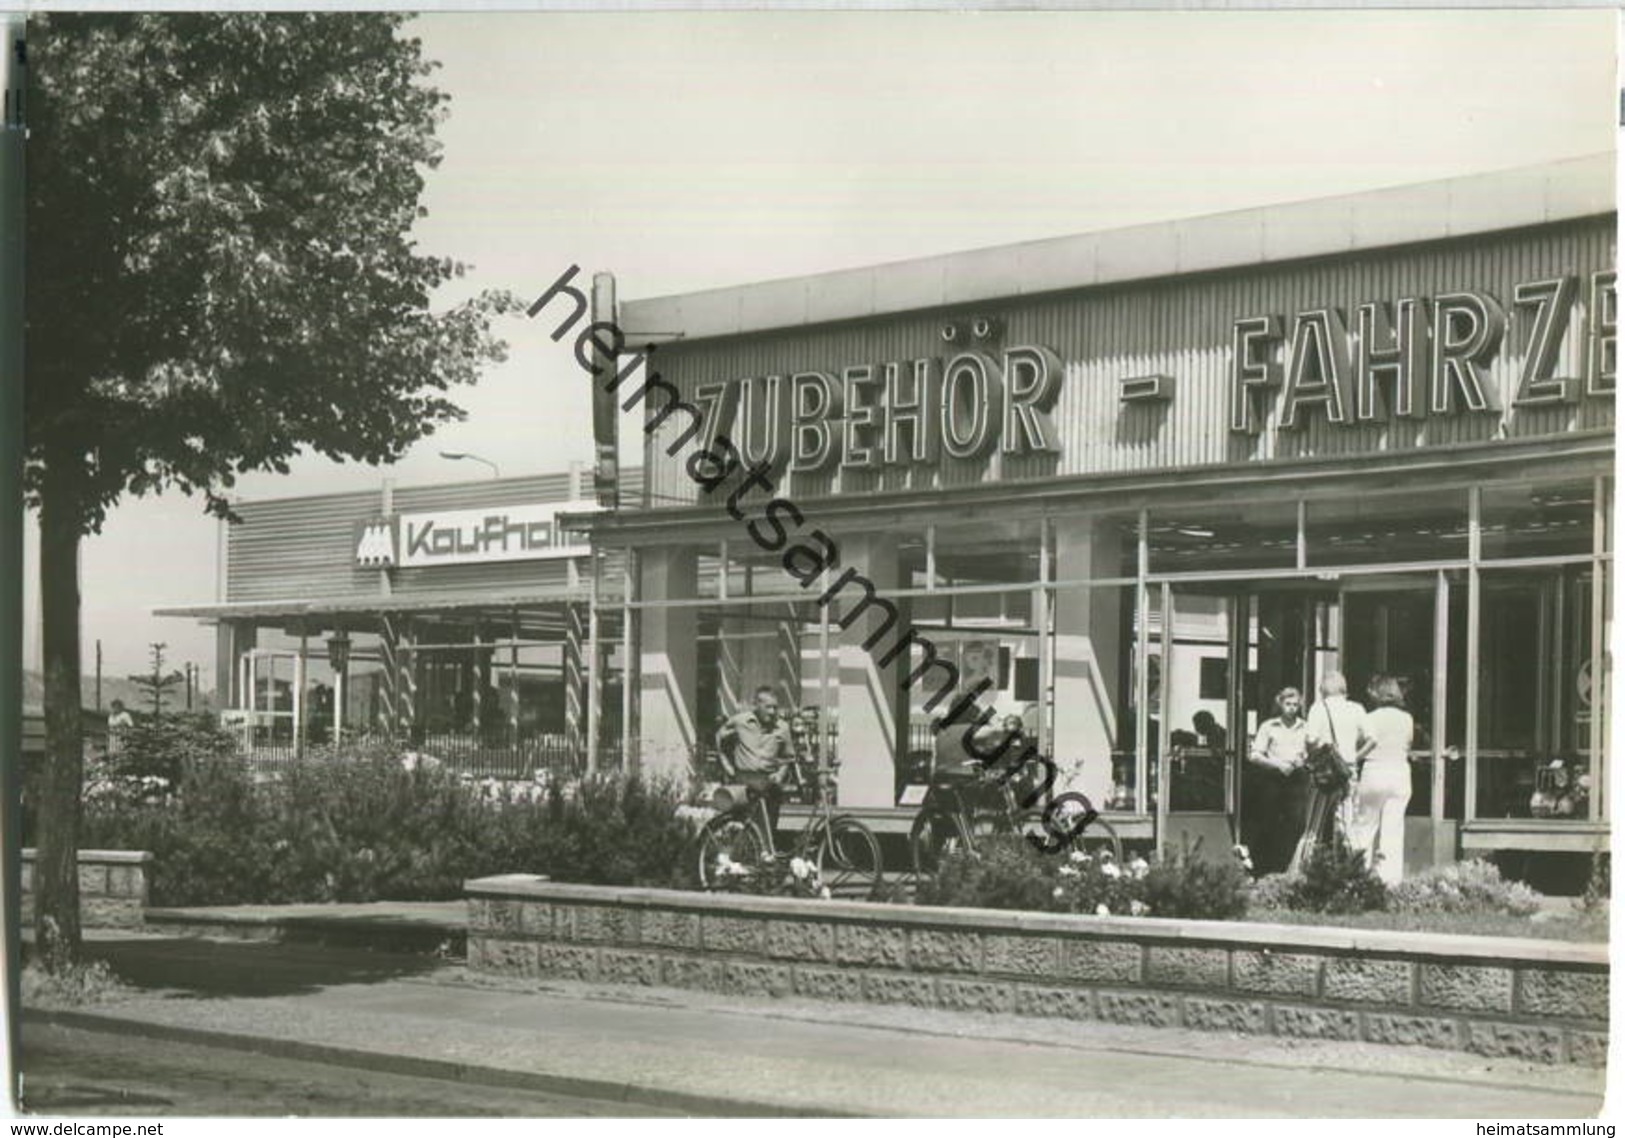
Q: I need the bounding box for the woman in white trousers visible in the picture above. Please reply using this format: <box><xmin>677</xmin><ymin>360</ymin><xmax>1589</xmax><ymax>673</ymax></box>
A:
<box><xmin>1350</xmin><ymin>675</ymin><xmax>1414</xmax><ymax>885</ymax></box>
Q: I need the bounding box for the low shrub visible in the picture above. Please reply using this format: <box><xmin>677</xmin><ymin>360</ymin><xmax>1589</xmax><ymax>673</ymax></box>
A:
<box><xmin>1141</xmin><ymin>837</ymin><xmax>1250</xmax><ymax>921</ymax></box>
<box><xmin>917</xmin><ymin>834</ymin><xmax>1248</xmax><ymax>921</ymax></box>
<box><xmin>1269</xmin><ymin>839</ymin><xmax>1388</xmax><ymax>915</ymax></box>
<box><xmin>81</xmin><ymin>741</ymin><xmax>692</xmax><ymax>905</ymax></box>
<box><xmin>1388</xmin><ymin>859</ymin><xmax>1541</xmax><ymax>917</ymax></box>
<box><xmin>914</xmin><ymin>834</ymin><xmax>1059</xmax><ymax>912</ymax></box>
<box><xmin>1579</xmin><ymin>850</ymin><xmax>1610</xmax><ymax>914</ymax></box>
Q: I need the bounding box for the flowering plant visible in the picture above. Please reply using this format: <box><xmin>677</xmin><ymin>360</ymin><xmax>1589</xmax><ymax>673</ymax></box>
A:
<box><xmin>1049</xmin><ymin>848</ymin><xmax>1151</xmax><ymax>917</ymax></box>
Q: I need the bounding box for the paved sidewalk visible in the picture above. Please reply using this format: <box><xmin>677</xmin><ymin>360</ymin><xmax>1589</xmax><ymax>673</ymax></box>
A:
<box><xmin>19</xmin><ymin>934</ymin><xmax>1608</xmax><ymax>1118</ymax></box>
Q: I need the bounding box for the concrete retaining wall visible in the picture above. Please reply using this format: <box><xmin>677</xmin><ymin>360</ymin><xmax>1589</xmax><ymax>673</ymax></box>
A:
<box><xmin>465</xmin><ymin>875</ymin><xmax>1608</xmax><ymax>1066</ymax></box>
<box><xmin>21</xmin><ymin>849</ymin><xmax>151</xmax><ymax>929</ymax></box>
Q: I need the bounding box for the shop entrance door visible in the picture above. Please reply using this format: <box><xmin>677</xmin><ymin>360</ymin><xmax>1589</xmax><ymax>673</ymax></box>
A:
<box><xmin>1236</xmin><ymin>586</ymin><xmax>1338</xmax><ymax>873</ymax></box>
<box><xmin>1161</xmin><ymin>584</ymin><xmax>1335</xmax><ymax>871</ymax></box>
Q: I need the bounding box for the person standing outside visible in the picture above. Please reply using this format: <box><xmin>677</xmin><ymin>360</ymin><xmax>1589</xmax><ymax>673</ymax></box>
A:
<box><xmin>1350</xmin><ymin>675</ymin><xmax>1415</xmax><ymax>884</ymax></box>
<box><xmin>106</xmin><ymin>698</ymin><xmax>135</xmax><ymax>757</ymax></box>
<box><xmin>1293</xmin><ymin>669</ymin><xmax>1371</xmax><ymax>864</ymax></box>
<box><xmin>717</xmin><ymin>686</ymin><xmax>795</xmax><ymax>830</ymax></box>
<box><xmin>1246</xmin><ymin>687</ymin><xmax>1308</xmax><ymax>873</ymax></box>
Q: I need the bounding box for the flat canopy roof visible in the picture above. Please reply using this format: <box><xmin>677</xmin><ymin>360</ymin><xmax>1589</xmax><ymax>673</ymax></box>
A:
<box><xmin>621</xmin><ymin>153</ymin><xmax>1615</xmax><ymax>344</ymax></box>
<box><xmin>155</xmin><ymin>588</ymin><xmax>597</xmax><ymax>623</ymax></box>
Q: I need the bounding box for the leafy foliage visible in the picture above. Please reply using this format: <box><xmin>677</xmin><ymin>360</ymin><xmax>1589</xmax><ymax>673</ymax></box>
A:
<box><xmin>1141</xmin><ymin>837</ymin><xmax>1251</xmax><ymax>921</ymax></box>
<box><xmin>26</xmin><ymin>11</ymin><xmax>517</xmax><ymax>532</ymax></box>
<box><xmin>1269</xmin><ymin>839</ymin><xmax>1389</xmax><ymax>915</ymax></box>
<box><xmin>81</xmin><ymin>748</ymin><xmax>693</xmax><ymax>906</ymax></box>
<box><xmin>1388</xmin><ymin>859</ymin><xmax>1542</xmax><ymax>917</ymax></box>
<box><xmin>1579</xmin><ymin>850</ymin><xmax>1610</xmax><ymax>915</ymax></box>
<box><xmin>917</xmin><ymin>834</ymin><xmax>1250</xmax><ymax>921</ymax></box>
<box><xmin>914</xmin><ymin>834</ymin><xmax>1060</xmax><ymax>913</ymax></box>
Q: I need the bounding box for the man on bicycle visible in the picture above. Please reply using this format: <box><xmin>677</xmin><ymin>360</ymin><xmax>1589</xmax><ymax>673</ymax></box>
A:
<box><xmin>717</xmin><ymin>685</ymin><xmax>795</xmax><ymax>830</ymax></box>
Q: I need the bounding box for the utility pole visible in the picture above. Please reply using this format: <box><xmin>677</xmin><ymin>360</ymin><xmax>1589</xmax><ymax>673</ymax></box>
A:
<box><xmin>94</xmin><ymin>640</ymin><xmax>102</xmax><ymax>710</ymax></box>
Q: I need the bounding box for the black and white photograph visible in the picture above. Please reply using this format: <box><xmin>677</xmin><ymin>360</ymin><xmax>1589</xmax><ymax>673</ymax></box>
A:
<box><xmin>5</xmin><ymin>4</ymin><xmax>1618</xmax><ymax>1123</ymax></box>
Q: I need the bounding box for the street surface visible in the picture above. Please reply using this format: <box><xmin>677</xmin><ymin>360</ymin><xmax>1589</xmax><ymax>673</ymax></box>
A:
<box><xmin>17</xmin><ymin>1023</ymin><xmax>678</xmax><ymax>1117</ymax></box>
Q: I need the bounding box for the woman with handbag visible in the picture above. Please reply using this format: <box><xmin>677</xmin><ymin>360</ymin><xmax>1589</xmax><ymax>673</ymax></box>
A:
<box><xmin>1348</xmin><ymin>674</ymin><xmax>1415</xmax><ymax>884</ymax></box>
<box><xmin>1292</xmin><ymin>672</ymin><xmax>1365</xmax><ymax>871</ymax></box>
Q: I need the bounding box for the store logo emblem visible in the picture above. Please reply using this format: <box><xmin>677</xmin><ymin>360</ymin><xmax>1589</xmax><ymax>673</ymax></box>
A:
<box><xmin>355</xmin><ymin>518</ymin><xmax>397</xmax><ymax>567</ymax></box>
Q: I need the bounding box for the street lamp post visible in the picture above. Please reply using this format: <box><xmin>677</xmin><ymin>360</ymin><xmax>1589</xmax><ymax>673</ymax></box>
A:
<box><xmin>439</xmin><ymin>451</ymin><xmax>500</xmax><ymax>479</ymax></box>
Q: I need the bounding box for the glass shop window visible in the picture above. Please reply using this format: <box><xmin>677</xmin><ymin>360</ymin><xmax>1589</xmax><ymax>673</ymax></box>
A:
<box><xmin>1148</xmin><ymin>501</ymin><xmax>1296</xmax><ymax>575</ymax></box>
<box><xmin>1479</xmin><ymin>480</ymin><xmax>1597</xmax><ymax>561</ymax></box>
<box><xmin>932</xmin><ymin>516</ymin><xmax>1044</xmax><ymax>589</ymax></box>
<box><xmin>1473</xmin><ymin>566</ymin><xmax>1596</xmax><ymax>821</ymax></box>
<box><xmin>1305</xmin><ymin>490</ymin><xmax>1468</xmax><ymax>567</ymax></box>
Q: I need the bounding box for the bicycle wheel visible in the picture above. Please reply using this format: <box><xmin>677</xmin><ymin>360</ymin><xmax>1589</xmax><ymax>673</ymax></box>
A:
<box><xmin>697</xmin><ymin>814</ymin><xmax>765</xmax><ymax>891</ymax></box>
<box><xmin>909</xmin><ymin>808</ymin><xmax>970</xmax><ymax>878</ymax></box>
<box><xmin>1010</xmin><ymin>809</ymin><xmax>1124</xmax><ymax>862</ymax></box>
<box><xmin>817</xmin><ymin>815</ymin><xmax>883</xmax><ymax>899</ymax></box>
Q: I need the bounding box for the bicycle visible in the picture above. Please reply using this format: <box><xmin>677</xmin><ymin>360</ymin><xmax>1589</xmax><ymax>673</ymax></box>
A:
<box><xmin>908</xmin><ymin>759</ymin><xmax>1122</xmax><ymax>878</ymax></box>
<box><xmin>696</xmin><ymin>760</ymin><xmax>883</xmax><ymax>899</ymax></box>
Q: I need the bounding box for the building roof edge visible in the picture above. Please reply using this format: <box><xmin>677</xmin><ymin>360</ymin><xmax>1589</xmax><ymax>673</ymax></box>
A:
<box><xmin>620</xmin><ymin>153</ymin><xmax>1616</xmax><ymax>342</ymax></box>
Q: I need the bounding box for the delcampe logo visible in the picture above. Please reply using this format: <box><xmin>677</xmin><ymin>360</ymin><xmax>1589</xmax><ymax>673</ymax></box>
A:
<box><xmin>355</xmin><ymin>518</ymin><xmax>398</xmax><ymax>567</ymax></box>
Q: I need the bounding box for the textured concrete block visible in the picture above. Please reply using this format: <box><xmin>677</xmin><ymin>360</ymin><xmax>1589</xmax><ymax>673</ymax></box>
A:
<box><xmin>569</xmin><ymin>905</ymin><xmax>637</xmax><ymax>944</ymax></box>
<box><xmin>1232</xmin><ymin>951</ymin><xmax>1321</xmax><ymax>997</ymax></box>
<box><xmin>1466</xmin><ymin>1022</ymin><xmax>1565</xmax><ymax>1064</ymax></box>
<box><xmin>792</xmin><ymin>966</ymin><xmax>866</xmax><ymax>1002</ymax></box>
<box><xmin>1363</xmin><ymin>1013</ymin><xmax>1465</xmax><ymax>1050</ymax></box>
<box><xmin>640</xmin><ymin>910</ymin><xmax>700</xmax><ymax>950</ymax></box>
<box><xmin>702</xmin><ymin>915</ymin><xmax>766</xmax><ymax>955</ymax></box>
<box><xmin>477</xmin><ymin>937</ymin><xmax>541</xmax><ymax>978</ymax></box>
<box><xmin>1271</xmin><ymin>1004</ymin><xmax>1361</xmax><ymax>1041</ymax></box>
<box><xmin>662</xmin><ymin>956</ymin><xmax>723</xmax><ymax>991</ymax></box>
<box><xmin>909</xmin><ymin>929</ymin><xmax>981</xmax><ymax>973</ymax></box>
<box><xmin>1323</xmin><ymin>958</ymin><xmax>1413</xmax><ymax>1005</ymax></box>
<box><xmin>1146</xmin><ymin>947</ymin><xmax>1229</xmax><ymax>989</ymax></box>
<box><xmin>1183</xmin><ymin>998</ymin><xmax>1266</xmax><ymax>1034</ymax></box>
<box><xmin>598</xmin><ymin>949</ymin><xmax>662</xmax><ymax>986</ymax></box>
<box><xmin>77</xmin><ymin>865</ymin><xmax>108</xmax><ymax>894</ymax></box>
<box><xmin>20</xmin><ymin>861</ymin><xmax>31</xmax><ymax>892</ymax></box>
<box><xmin>937</xmin><ymin>978</ymin><xmax>1015</xmax><ymax>1015</ymax></box>
<box><xmin>1518</xmin><ymin>969</ymin><xmax>1608</xmax><ymax>1022</ymax></box>
<box><xmin>482</xmin><ymin>900</ymin><xmax>522</xmax><ymax>934</ymax></box>
<box><xmin>465</xmin><ymin>899</ymin><xmax>490</xmax><ymax>931</ymax></box>
<box><xmin>80</xmin><ymin>897</ymin><xmax>143</xmax><ymax>929</ymax></box>
<box><xmin>105</xmin><ymin>865</ymin><xmax>137</xmax><ymax>899</ymax></box>
<box><xmin>983</xmin><ymin>934</ymin><xmax>1059</xmax><ymax>979</ymax></box>
<box><xmin>1095</xmin><ymin>989</ymin><xmax>1182</xmax><ymax>1028</ymax></box>
<box><xmin>534</xmin><ymin>943</ymin><xmax>597</xmax><ymax>982</ymax></box>
<box><xmin>716</xmin><ymin>961</ymin><xmax>793</xmax><ymax>998</ymax></box>
<box><xmin>518</xmin><ymin>901</ymin><xmax>553</xmax><ymax>938</ymax></box>
<box><xmin>863</xmin><ymin>971</ymin><xmax>937</xmax><ymax>1007</ymax></box>
<box><xmin>1418</xmin><ymin>964</ymin><xmax>1513</xmax><ymax>1014</ymax></box>
<box><xmin>1060</xmin><ymin>940</ymin><xmax>1142</xmax><ymax>984</ymax></box>
<box><xmin>835</xmin><ymin>924</ymin><xmax>908</xmax><ymax>968</ymax></box>
<box><xmin>1568</xmin><ymin>1030</ymin><xmax>1608</xmax><ymax>1068</ymax></box>
<box><xmin>763</xmin><ymin>920</ymin><xmax>835</xmax><ymax>962</ymax></box>
<box><xmin>1012</xmin><ymin>985</ymin><xmax>1094</xmax><ymax>1021</ymax></box>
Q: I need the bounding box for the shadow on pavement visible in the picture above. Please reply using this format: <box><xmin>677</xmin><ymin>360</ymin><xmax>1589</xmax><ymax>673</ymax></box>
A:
<box><xmin>64</xmin><ymin>936</ymin><xmax>445</xmax><ymax>999</ymax></box>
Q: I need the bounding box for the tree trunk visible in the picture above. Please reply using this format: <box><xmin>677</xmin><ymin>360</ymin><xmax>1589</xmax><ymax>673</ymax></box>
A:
<box><xmin>35</xmin><ymin>485</ymin><xmax>84</xmax><ymax>973</ymax></box>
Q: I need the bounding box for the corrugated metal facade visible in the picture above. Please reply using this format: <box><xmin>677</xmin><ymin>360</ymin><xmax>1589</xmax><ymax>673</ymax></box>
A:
<box><xmin>644</xmin><ymin>218</ymin><xmax>1615</xmax><ymax>509</ymax></box>
<box><xmin>226</xmin><ymin>470</ymin><xmax>634</xmax><ymax>604</ymax></box>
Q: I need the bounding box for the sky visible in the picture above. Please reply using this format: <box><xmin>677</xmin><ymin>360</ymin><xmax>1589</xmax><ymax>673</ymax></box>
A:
<box><xmin>19</xmin><ymin>8</ymin><xmax>1620</xmax><ymax>684</ymax></box>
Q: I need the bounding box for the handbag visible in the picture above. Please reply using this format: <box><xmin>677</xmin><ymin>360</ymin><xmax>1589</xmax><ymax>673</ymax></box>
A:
<box><xmin>1306</xmin><ymin>710</ymin><xmax>1353</xmax><ymax>792</ymax></box>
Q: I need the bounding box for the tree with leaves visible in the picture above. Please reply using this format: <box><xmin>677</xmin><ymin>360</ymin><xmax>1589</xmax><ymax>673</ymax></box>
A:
<box><xmin>24</xmin><ymin>12</ymin><xmax>515</xmax><ymax>970</ymax></box>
